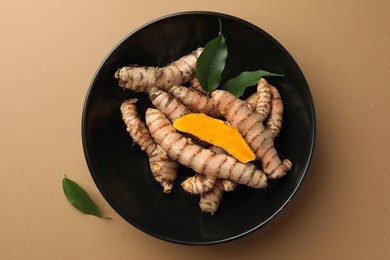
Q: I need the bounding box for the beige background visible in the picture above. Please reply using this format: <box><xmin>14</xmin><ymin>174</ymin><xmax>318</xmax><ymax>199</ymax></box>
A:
<box><xmin>1</xmin><ymin>0</ymin><xmax>389</xmax><ymax>259</ymax></box>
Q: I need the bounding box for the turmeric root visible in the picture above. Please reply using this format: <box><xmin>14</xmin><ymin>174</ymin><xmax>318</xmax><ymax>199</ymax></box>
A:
<box><xmin>245</xmin><ymin>92</ymin><xmax>259</xmax><ymax>111</ymax></box>
<box><xmin>211</xmin><ymin>90</ymin><xmax>291</xmax><ymax>179</ymax></box>
<box><xmin>266</xmin><ymin>86</ymin><xmax>284</xmax><ymax>138</ymax></box>
<box><xmin>148</xmin><ymin>87</ymin><xmax>191</xmax><ymax>121</ymax></box>
<box><xmin>173</xmin><ymin>113</ymin><xmax>255</xmax><ymax>163</ymax></box>
<box><xmin>199</xmin><ymin>179</ymin><xmax>225</xmax><ymax>214</ymax></box>
<box><xmin>245</xmin><ymin>78</ymin><xmax>271</xmax><ymax>121</ymax></box>
<box><xmin>209</xmin><ymin>147</ymin><xmax>238</xmax><ymax>192</ymax></box>
<box><xmin>120</xmin><ymin>99</ymin><xmax>178</xmax><ymax>193</ymax></box>
<box><xmin>189</xmin><ymin>78</ymin><xmax>207</xmax><ymax>94</ymax></box>
<box><xmin>221</xmin><ymin>179</ymin><xmax>237</xmax><ymax>192</ymax></box>
<box><xmin>246</xmin><ymin>81</ymin><xmax>284</xmax><ymax>138</ymax></box>
<box><xmin>254</xmin><ymin>78</ymin><xmax>272</xmax><ymax>122</ymax></box>
<box><xmin>198</xmin><ymin>147</ymin><xmax>236</xmax><ymax>212</ymax></box>
<box><xmin>168</xmin><ymin>85</ymin><xmax>222</xmax><ymax>117</ymax></box>
<box><xmin>115</xmin><ymin>48</ymin><xmax>203</xmax><ymax>93</ymax></box>
<box><xmin>181</xmin><ymin>145</ymin><xmax>229</xmax><ymax>194</ymax></box>
<box><xmin>199</xmin><ymin>178</ymin><xmax>237</xmax><ymax>213</ymax></box>
<box><xmin>145</xmin><ymin>108</ymin><xmax>267</xmax><ymax>188</ymax></box>
<box><xmin>181</xmin><ymin>175</ymin><xmax>216</xmax><ymax>194</ymax></box>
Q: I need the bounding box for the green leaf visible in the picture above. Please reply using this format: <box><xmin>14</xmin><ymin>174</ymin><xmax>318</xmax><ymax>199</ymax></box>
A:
<box><xmin>196</xmin><ymin>19</ymin><xmax>228</xmax><ymax>94</ymax></box>
<box><xmin>62</xmin><ymin>176</ymin><xmax>111</xmax><ymax>219</ymax></box>
<box><xmin>222</xmin><ymin>70</ymin><xmax>285</xmax><ymax>97</ymax></box>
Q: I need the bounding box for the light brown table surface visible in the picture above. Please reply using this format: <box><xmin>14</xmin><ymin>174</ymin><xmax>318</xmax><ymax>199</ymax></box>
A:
<box><xmin>1</xmin><ymin>0</ymin><xmax>389</xmax><ymax>259</ymax></box>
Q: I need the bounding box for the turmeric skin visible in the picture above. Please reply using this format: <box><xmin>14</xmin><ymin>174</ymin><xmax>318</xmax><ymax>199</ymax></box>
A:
<box><xmin>211</xmin><ymin>90</ymin><xmax>291</xmax><ymax>179</ymax></box>
<box><xmin>189</xmin><ymin>78</ymin><xmax>207</xmax><ymax>94</ymax></box>
<box><xmin>181</xmin><ymin>175</ymin><xmax>216</xmax><ymax>194</ymax></box>
<box><xmin>120</xmin><ymin>99</ymin><xmax>178</xmax><ymax>193</ymax></box>
<box><xmin>246</xmin><ymin>81</ymin><xmax>284</xmax><ymax>138</ymax></box>
<box><xmin>208</xmin><ymin>146</ymin><xmax>237</xmax><ymax>192</ymax></box>
<box><xmin>181</xmin><ymin>145</ymin><xmax>229</xmax><ymax>194</ymax></box>
<box><xmin>266</xmin><ymin>86</ymin><xmax>284</xmax><ymax>138</ymax></box>
<box><xmin>115</xmin><ymin>48</ymin><xmax>203</xmax><ymax>93</ymax></box>
<box><xmin>245</xmin><ymin>78</ymin><xmax>272</xmax><ymax>121</ymax></box>
<box><xmin>199</xmin><ymin>178</ymin><xmax>238</xmax><ymax>213</ymax></box>
<box><xmin>145</xmin><ymin>108</ymin><xmax>267</xmax><ymax>188</ymax></box>
<box><xmin>169</xmin><ymin>85</ymin><xmax>222</xmax><ymax>117</ymax></box>
<box><xmin>221</xmin><ymin>179</ymin><xmax>237</xmax><ymax>192</ymax></box>
<box><xmin>148</xmin><ymin>87</ymin><xmax>191</xmax><ymax>121</ymax></box>
<box><xmin>199</xmin><ymin>179</ymin><xmax>225</xmax><ymax>214</ymax></box>
<box><xmin>255</xmin><ymin>78</ymin><xmax>272</xmax><ymax>122</ymax></box>
<box><xmin>245</xmin><ymin>92</ymin><xmax>259</xmax><ymax>111</ymax></box>
<box><xmin>173</xmin><ymin>113</ymin><xmax>256</xmax><ymax>163</ymax></box>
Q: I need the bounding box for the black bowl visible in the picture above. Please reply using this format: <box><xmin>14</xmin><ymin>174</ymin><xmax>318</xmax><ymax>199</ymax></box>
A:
<box><xmin>82</xmin><ymin>11</ymin><xmax>315</xmax><ymax>245</ymax></box>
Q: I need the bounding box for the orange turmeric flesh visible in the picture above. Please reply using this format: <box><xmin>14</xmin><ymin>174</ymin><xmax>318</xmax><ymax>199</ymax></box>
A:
<box><xmin>173</xmin><ymin>113</ymin><xmax>255</xmax><ymax>163</ymax></box>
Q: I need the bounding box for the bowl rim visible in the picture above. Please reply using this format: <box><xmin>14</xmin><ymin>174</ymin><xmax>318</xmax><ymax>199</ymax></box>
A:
<box><xmin>82</xmin><ymin>10</ymin><xmax>316</xmax><ymax>245</ymax></box>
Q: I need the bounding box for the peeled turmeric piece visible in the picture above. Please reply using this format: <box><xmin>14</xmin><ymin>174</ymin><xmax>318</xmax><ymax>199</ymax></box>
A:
<box><xmin>173</xmin><ymin>113</ymin><xmax>256</xmax><ymax>163</ymax></box>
